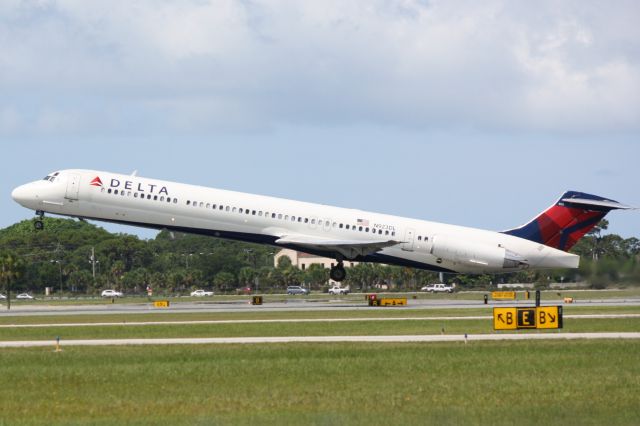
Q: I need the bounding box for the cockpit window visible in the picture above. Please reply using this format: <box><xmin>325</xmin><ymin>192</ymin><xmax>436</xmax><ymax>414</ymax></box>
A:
<box><xmin>42</xmin><ymin>171</ymin><xmax>60</xmax><ymax>182</ymax></box>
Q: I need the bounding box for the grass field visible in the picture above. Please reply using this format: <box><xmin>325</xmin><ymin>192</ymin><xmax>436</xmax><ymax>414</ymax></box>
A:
<box><xmin>1</xmin><ymin>341</ymin><xmax>639</xmax><ymax>425</ymax></box>
<box><xmin>1</xmin><ymin>299</ymin><xmax>638</xmax><ymax>425</ymax></box>
<box><xmin>0</xmin><ymin>304</ymin><xmax>638</xmax><ymax>325</ymax></box>
<box><xmin>0</xmin><ymin>317</ymin><xmax>638</xmax><ymax>341</ymax></box>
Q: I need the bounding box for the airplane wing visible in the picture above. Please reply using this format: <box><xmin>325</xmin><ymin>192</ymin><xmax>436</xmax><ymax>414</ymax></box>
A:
<box><xmin>275</xmin><ymin>234</ymin><xmax>402</xmax><ymax>259</ymax></box>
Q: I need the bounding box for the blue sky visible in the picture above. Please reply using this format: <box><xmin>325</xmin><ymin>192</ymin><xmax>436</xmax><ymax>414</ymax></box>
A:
<box><xmin>1</xmin><ymin>1</ymin><xmax>638</xmax><ymax>239</ymax></box>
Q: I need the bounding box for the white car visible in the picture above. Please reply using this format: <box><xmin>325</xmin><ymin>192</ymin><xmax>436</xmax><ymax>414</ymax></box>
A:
<box><xmin>420</xmin><ymin>283</ymin><xmax>454</xmax><ymax>293</ymax></box>
<box><xmin>0</xmin><ymin>294</ymin><xmax>6</xmax><ymax>300</ymax></box>
<box><xmin>16</xmin><ymin>293</ymin><xmax>34</xmax><ymax>300</ymax></box>
<box><xmin>190</xmin><ymin>289</ymin><xmax>214</xmax><ymax>297</ymax></box>
<box><xmin>328</xmin><ymin>286</ymin><xmax>350</xmax><ymax>295</ymax></box>
<box><xmin>101</xmin><ymin>289</ymin><xmax>123</xmax><ymax>298</ymax></box>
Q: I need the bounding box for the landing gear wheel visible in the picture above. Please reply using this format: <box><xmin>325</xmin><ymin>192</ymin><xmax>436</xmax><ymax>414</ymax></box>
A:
<box><xmin>34</xmin><ymin>220</ymin><xmax>44</xmax><ymax>230</ymax></box>
<box><xmin>330</xmin><ymin>263</ymin><xmax>346</xmax><ymax>282</ymax></box>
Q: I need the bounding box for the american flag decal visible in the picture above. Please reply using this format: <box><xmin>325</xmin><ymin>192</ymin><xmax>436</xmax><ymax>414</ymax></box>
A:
<box><xmin>357</xmin><ymin>218</ymin><xmax>369</xmax><ymax>226</ymax></box>
<box><xmin>90</xmin><ymin>176</ymin><xmax>103</xmax><ymax>187</ymax></box>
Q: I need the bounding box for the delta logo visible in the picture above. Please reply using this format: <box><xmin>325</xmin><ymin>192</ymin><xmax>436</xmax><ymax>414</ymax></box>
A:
<box><xmin>90</xmin><ymin>176</ymin><xmax>103</xmax><ymax>187</ymax></box>
<box><xmin>92</xmin><ymin>176</ymin><xmax>170</xmax><ymax>196</ymax></box>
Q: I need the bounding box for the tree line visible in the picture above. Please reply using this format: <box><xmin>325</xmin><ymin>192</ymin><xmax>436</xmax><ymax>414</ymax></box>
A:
<box><xmin>1</xmin><ymin>218</ymin><xmax>638</xmax><ymax>296</ymax></box>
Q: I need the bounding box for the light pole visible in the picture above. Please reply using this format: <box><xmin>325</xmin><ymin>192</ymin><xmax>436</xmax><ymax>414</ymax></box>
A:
<box><xmin>50</xmin><ymin>260</ymin><xmax>62</xmax><ymax>298</ymax></box>
<box><xmin>182</xmin><ymin>253</ymin><xmax>193</xmax><ymax>269</ymax></box>
<box><xmin>89</xmin><ymin>247</ymin><xmax>98</xmax><ymax>285</ymax></box>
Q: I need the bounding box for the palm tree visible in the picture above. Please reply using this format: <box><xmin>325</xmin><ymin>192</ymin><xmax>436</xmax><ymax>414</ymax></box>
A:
<box><xmin>1</xmin><ymin>254</ymin><xmax>24</xmax><ymax>310</ymax></box>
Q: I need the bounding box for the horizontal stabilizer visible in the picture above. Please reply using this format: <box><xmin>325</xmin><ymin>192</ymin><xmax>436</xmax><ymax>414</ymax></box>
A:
<box><xmin>503</xmin><ymin>191</ymin><xmax>632</xmax><ymax>252</ymax></box>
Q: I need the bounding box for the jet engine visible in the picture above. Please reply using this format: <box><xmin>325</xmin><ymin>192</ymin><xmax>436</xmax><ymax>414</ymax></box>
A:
<box><xmin>430</xmin><ymin>235</ymin><xmax>528</xmax><ymax>271</ymax></box>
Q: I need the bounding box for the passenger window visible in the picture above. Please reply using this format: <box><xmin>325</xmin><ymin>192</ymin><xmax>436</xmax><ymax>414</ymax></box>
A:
<box><xmin>272</xmin><ymin>213</ymin><xmax>276</xmax><ymax>218</ymax></box>
<box><xmin>232</xmin><ymin>207</ymin><xmax>237</xmax><ymax>213</ymax></box>
<box><xmin>239</xmin><ymin>208</ymin><xmax>243</xmax><ymax>213</ymax></box>
<box><xmin>305</xmin><ymin>218</ymin><xmax>309</xmax><ymax>223</ymax></box>
<box><xmin>206</xmin><ymin>203</ymin><xmax>210</xmax><ymax>208</ymax></box>
<box><xmin>345</xmin><ymin>224</ymin><xmax>349</xmax><ymax>230</ymax></box>
<box><xmin>284</xmin><ymin>215</ymin><xmax>289</xmax><ymax>220</ymax></box>
<box><xmin>226</xmin><ymin>206</ymin><xmax>230</xmax><ymax>211</ymax></box>
<box><xmin>259</xmin><ymin>211</ymin><xmax>263</xmax><ymax>216</ymax></box>
<box><xmin>114</xmin><ymin>189</ymin><xmax>119</xmax><ymax>195</ymax></box>
<box><xmin>311</xmin><ymin>219</ymin><xmax>316</xmax><ymax>225</ymax></box>
<box><xmin>101</xmin><ymin>188</ymin><xmax>105</xmax><ymax>193</ymax></box>
<box><xmin>148</xmin><ymin>194</ymin><xmax>152</xmax><ymax>200</ymax></box>
<box><xmin>278</xmin><ymin>214</ymin><xmax>283</xmax><ymax>219</ymax></box>
<box><xmin>154</xmin><ymin>195</ymin><xmax>158</xmax><ymax>201</ymax></box>
<box><xmin>385</xmin><ymin>230</ymin><xmax>389</xmax><ymax>235</ymax></box>
<box><xmin>252</xmin><ymin>210</ymin><xmax>256</xmax><ymax>215</ymax></box>
<box><xmin>418</xmin><ymin>236</ymin><xmax>422</xmax><ymax>241</ymax></box>
<box><xmin>122</xmin><ymin>191</ymin><xmax>126</xmax><ymax>197</ymax></box>
<box><xmin>297</xmin><ymin>217</ymin><xmax>302</xmax><ymax>222</ymax></box>
<box><xmin>212</xmin><ymin>204</ymin><xmax>217</xmax><ymax>209</ymax></box>
<box><xmin>291</xmin><ymin>216</ymin><xmax>295</xmax><ymax>222</ymax></box>
<box><xmin>173</xmin><ymin>199</ymin><xmax>177</xmax><ymax>204</ymax></box>
<box><xmin>359</xmin><ymin>226</ymin><xmax>363</xmax><ymax>231</ymax></box>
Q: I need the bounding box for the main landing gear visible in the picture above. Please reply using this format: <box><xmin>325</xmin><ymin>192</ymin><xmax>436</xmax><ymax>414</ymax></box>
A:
<box><xmin>34</xmin><ymin>210</ymin><xmax>44</xmax><ymax>230</ymax></box>
<box><xmin>330</xmin><ymin>261</ymin><xmax>347</xmax><ymax>282</ymax></box>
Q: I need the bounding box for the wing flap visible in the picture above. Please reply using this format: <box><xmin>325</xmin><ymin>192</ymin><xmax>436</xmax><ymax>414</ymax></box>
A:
<box><xmin>275</xmin><ymin>234</ymin><xmax>401</xmax><ymax>259</ymax></box>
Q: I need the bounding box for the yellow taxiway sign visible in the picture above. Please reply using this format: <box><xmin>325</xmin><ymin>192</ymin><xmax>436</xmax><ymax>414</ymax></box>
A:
<box><xmin>493</xmin><ymin>306</ymin><xmax>563</xmax><ymax>330</ymax></box>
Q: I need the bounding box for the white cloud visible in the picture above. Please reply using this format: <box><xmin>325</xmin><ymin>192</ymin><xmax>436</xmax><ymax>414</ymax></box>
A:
<box><xmin>0</xmin><ymin>0</ymin><xmax>638</xmax><ymax>136</ymax></box>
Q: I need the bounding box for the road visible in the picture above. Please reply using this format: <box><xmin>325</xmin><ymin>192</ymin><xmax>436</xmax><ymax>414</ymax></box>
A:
<box><xmin>1</xmin><ymin>332</ymin><xmax>639</xmax><ymax>348</ymax></box>
<box><xmin>2</xmin><ymin>296</ymin><xmax>640</xmax><ymax>316</ymax></box>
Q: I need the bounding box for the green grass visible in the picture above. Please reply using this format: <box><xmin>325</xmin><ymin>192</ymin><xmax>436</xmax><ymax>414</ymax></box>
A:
<box><xmin>0</xmin><ymin>317</ymin><xmax>638</xmax><ymax>341</ymax></box>
<box><xmin>0</xmin><ymin>304</ymin><xmax>637</xmax><ymax>326</ymax></box>
<box><xmin>1</xmin><ymin>341</ymin><xmax>638</xmax><ymax>425</ymax></box>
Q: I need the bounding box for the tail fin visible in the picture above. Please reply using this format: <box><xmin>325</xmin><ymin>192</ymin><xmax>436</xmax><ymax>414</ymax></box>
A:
<box><xmin>503</xmin><ymin>191</ymin><xmax>632</xmax><ymax>252</ymax></box>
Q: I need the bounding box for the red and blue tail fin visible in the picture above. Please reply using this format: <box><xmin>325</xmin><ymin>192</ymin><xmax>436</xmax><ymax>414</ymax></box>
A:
<box><xmin>503</xmin><ymin>191</ymin><xmax>632</xmax><ymax>252</ymax></box>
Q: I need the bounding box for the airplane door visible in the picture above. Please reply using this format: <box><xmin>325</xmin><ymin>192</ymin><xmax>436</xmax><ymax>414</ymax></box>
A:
<box><xmin>65</xmin><ymin>173</ymin><xmax>80</xmax><ymax>200</ymax></box>
<box><xmin>402</xmin><ymin>228</ymin><xmax>415</xmax><ymax>251</ymax></box>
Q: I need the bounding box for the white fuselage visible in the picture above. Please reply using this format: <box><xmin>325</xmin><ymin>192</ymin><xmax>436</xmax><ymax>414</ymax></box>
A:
<box><xmin>11</xmin><ymin>169</ymin><xmax>579</xmax><ymax>274</ymax></box>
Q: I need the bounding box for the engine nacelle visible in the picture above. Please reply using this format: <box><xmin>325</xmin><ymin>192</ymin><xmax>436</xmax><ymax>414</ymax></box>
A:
<box><xmin>431</xmin><ymin>235</ymin><xmax>528</xmax><ymax>271</ymax></box>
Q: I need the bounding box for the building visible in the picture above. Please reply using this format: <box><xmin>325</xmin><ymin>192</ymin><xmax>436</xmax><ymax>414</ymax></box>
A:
<box><xmin>274</xmin><ymin>249</ymin><xmax>358</xmax><ymax>284</ymax></box>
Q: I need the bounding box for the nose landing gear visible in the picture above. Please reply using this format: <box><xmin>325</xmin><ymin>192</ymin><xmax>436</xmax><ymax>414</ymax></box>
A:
<box><xmin>34</xmin><ymin>210</ymin><xmax>44</xmax><ymax>230</ymax></box>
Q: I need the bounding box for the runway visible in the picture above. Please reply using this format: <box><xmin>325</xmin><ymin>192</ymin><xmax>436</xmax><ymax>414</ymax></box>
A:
<box><xmin>1</xmin><ymin>332</ymin><xmax>639</xmax><ymax>347</ymax></box>
<box><xmin>2</xmin><ymin>296</ymin><xmax>640</xmax><ymax>316</ymax></box>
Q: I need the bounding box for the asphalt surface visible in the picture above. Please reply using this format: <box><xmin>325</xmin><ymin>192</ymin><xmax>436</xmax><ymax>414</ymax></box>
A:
<box><xmin>2</xmin><ymin>296</ymin><xmax>640</xmax><ymax>316</ymax></box>
<box><xmin>1</xmin><ymin>332</ymin><xmax>639</xmax><ymax>348</ymax></box>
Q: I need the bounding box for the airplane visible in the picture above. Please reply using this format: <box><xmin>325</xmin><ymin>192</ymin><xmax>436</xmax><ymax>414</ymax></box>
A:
<box><xmin>11</xmin><ymin>169</ymin><xmax>633</xmax><ymax>282</ymax></box>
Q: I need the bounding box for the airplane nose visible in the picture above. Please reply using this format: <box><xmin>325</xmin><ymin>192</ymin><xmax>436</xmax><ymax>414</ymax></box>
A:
<box><xmin>11</xmin><ymin>184</ymin><xmax>31</xmax><ymax>205</ymax></box>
